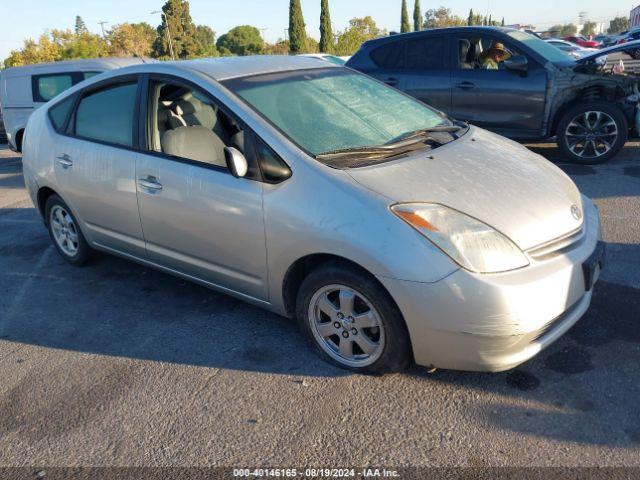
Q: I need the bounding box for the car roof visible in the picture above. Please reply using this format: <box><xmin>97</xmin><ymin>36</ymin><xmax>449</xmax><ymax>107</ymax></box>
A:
<box><xmin>149</xmin><ymin>55</ymin><xmax>340</xmax><ymax>81</ymax></box>
<box><xmin>361</xmin><ymin>26</ymin><xmax>516</xmax><ymax>48</ymax></box>
<box><xmin>0</xmin><ymin>57</ymin><xmax>148</xmax><ymax>75</ymax></box>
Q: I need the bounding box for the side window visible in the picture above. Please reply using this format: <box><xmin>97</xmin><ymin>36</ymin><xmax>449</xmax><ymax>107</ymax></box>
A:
<box><xmin>405</xmin><ymin>37</ymin><xmax>445</xmax><ymax>69</ymax></box>
<box><xmin>73</xmin><ymin>82</ymin><xmax>137</xmax><ymax>147</ymax></box>
<box><xmin>149</xmin><ymin>80</ymin><xmax>248</xmax><ymax>170</ymax></box>
<box><xmin>457</xmin><ymin>37</ymin><xmax>520</xmax><ymax>71</ymax></box>
<box><xmin>33</xmin><ymin>74</ymin><xmax>73</xmax><ymax>102</ymax></box>
<box><xmin>254</xmin><ymin>137</ymin><xmax>291</xmax><ymax>183</ymax></box>
<box><xmin>371</xmin><ymin>42</ymin><xmax>406</xmax><ymax>68</ymax></box>
<box><xmin>48</xmin><ymin>95</ymin><xmax>76</xmax><ymax>132</ymax></box>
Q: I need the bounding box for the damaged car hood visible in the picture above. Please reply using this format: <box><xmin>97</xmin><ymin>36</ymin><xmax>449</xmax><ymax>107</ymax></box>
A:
<box><xmin>347</xmin><ymin>127</ymin><xmax>584</xmax><ymax>251</ymax></box>
<box><xmin>576</xmin><ymin>39</ymin><xmax>640</xmax><ymax>64</ymax></box>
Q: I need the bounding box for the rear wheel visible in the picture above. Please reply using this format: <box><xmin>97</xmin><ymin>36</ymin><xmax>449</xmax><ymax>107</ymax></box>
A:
<box><xmin>557</xmin><ymin>102</ymin><xmax>628</xmax><ymax>164</ymax></box>
<box><xmin>296</xmin><ymin>262</ymin><xmax>411</xmax><ymax>374</ymax></box>
<box><xmin>45</xmin><ymin>195</ymin><xmax>91</xmax><ymax>266</ymax></box>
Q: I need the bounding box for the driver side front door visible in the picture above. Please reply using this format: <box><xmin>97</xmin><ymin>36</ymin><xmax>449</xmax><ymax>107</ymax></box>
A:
<box><xmin>450</xmin><ymin>34</ymin><xmax>548</xmax><ymax>139</ymax></box>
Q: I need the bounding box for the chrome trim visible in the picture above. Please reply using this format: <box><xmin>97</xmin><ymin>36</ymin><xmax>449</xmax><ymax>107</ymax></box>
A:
<box><xmin>526</xmin><ymin>226</ymin><xmax>585</xmax><ymax>260</ymax></box>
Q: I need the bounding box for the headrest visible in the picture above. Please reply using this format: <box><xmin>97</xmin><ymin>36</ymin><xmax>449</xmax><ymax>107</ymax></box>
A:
<box><xmin>459</xmin><ymin>39</ymin><xmax>470</xmax><ymax>57</ymax></box>
<box><xmin>173</xmin><ymin>101</ymin><xmax>196</xmax><ymax>116</ymax></box>
<box><xmin>157</xmin><ymin>109</ymin><xmax>170</xmax><ymax>123</ymax></box>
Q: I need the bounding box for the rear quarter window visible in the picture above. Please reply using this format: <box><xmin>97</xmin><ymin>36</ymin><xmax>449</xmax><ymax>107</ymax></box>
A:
<box><xmin>370</xmin><ymin>42</ymin><xmax>406</xmax><ymax>68</ymax></box>
<box><xmin>48</xmin><ymin>95</ymin><xmax>76</xmax><ymax>132</ymax></box>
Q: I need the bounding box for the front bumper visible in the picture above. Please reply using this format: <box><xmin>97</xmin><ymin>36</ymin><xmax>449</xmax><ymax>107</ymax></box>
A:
<box><xmin>379</xmin><ymin>198</ymin><xmax>603</xmax><ymax>372</ymax></box>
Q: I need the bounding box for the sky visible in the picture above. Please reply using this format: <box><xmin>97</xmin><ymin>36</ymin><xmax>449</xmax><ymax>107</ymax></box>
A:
<box><xmin>1</xmin><ymin>0</ymin><xmax>636</xmax><ymax>59</ymax></box>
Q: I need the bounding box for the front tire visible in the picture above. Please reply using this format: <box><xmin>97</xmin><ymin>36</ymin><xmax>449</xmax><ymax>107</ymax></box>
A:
<box><xmin>557</xmin><ymin>102</ymin><xmax>628</xmax><ymax>164</ymax></box>
<box><xmin>45</xmin><ymin>194</ymin><xmax>91</xmax><ymax>266</ymax></box>
<box><xmin>296</xmin><ymin>262</ymin><xmax>411</xmax><ymax>374</ymax></box>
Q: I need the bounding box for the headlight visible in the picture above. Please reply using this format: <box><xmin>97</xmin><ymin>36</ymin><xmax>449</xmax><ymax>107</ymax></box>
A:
<box><xmin>391</xmin><ymin>203</ymin><xmax>529</xmax><ymax>274</ymax></box>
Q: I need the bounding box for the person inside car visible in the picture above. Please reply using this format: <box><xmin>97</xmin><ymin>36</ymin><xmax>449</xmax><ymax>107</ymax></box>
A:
<box><xmin>480</xmin><ymin>42</ymin><xmax>511</xmax><ymax>69</ymax></box>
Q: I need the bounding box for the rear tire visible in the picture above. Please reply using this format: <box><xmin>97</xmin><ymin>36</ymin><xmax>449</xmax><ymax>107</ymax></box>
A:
<box><xmin>45</xmin><ymin>194</ymin><xmax>91</xmax><ymax>266</ymax></box>
<box><xmin>557</xmin><ymin>101</ymin><xmax>628</xmax><ymax>165</ymax></box>
<box><xmin>296</xmin><ymin>261</ymin><xmax>411</xmax><ymax>374</ymax></box>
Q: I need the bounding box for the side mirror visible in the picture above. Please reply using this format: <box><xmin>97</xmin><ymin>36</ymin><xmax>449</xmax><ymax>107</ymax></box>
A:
<box><xmin>504</xmin><ymin>55</ymin><xmax>528</xmax><ymax>72</ymax></box>
<box><xmin>224</xmin><ymin>147</ymin><xmax>248</xmax><ymax>178</ymax></box>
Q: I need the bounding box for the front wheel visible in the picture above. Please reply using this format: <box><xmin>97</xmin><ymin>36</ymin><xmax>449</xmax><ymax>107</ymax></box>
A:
<box><xmin>296</xmin><ymin>262</ymin><xmax>411</xmax><ymax>374</ymax></box>
<box><xmin>556</xmin><ymin>102</ymin><xmax>628</xmax><ymax>164</ymax></box>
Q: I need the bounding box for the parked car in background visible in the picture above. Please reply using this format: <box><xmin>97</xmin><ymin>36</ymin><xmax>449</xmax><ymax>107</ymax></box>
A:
<box><xmin>347</xmin><ymin>28</ymin><xmax>640</xmax><ymax>164</ymax></box>
<box><xmin>0</xmin><ymin>57</ymin><xmax>147</xmax><ymax>152</ymax></box>
<box><xmin>615</xmin><ymin>30</ymin><xmax>640</xmax><ymax>58</ymax></box>
<box><xmin>298</xmin><ymin>54</ymin><xmax>347</xmax><ymax>65</ymax></box>
<box><xmin>545</xmin><ymin>38</ymin><xmax>597</xmax><ymax>60</ymax></box>
<box><xmin>564</xmin><ymin>35</ymin><xmax>601</xmax><ymax>48</ymax></box>
<box><xmin>0</xmin><ymin>109</ymin><xmax>6</xmax><ymax>144</ymax></box>
<box><xmin>21</xmin><ymin>56</ymin><xmax>604</xmax><ymax>373</ymax></box>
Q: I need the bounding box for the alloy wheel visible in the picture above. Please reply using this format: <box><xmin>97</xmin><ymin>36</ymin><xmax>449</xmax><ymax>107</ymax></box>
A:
<box><xmin>50</xmin><ymin>205</ymin><xmax>79</xmax><ymax>257</ymax></box>
<box><xmin>308</xmin><ymin>284</ymin><xmax>385</xmax><ymax>368</ymax></box>
<box><xmin>564</xmin><ymin>111</ymin><xmax>618</xmax><ymax>160</ymax></box>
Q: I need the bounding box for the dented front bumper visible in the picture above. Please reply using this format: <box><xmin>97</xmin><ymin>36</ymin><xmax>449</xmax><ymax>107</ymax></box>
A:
<box><xmin>378</xmin><ymin>198</ymin><xmax>603</xmax><ymax>372</ymax></box>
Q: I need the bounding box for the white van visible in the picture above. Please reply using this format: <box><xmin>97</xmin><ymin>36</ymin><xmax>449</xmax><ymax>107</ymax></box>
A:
<box><xmin>0</xmin><ymin>57</ymin><xmax>147</xmax><ymax>151</ymax></box>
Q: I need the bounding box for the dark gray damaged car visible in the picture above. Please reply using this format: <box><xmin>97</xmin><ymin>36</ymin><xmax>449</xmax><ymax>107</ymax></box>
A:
<box><xmin>347</xmin><ymin>27</ymin><xmax>640</xmax><ymax>164</ymax></box>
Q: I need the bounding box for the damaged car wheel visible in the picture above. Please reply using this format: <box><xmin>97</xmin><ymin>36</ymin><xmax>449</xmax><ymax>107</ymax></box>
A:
<box><xmin>557</xmin><ymin>102</ymin><xmax>628</xmax><ymax>165</ymax></box>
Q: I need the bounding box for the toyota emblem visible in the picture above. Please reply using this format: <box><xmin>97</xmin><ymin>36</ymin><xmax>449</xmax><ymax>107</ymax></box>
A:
<box><xmin>571</xmin><ymin>205</ymin><xmax>583</xmax><ymax>221</ymax></box>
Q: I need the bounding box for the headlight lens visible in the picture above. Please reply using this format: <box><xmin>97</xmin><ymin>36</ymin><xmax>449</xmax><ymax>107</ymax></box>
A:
<box><xmin>391</xmin><ymin>203</ymin><xmax>529</xmax><ymax>273</ymax></box>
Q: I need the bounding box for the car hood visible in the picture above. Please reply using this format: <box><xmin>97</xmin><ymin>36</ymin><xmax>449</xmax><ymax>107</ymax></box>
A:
<box><xmin>347</xmin><ymin>127</ymin><xmax>584</xmax><ymax>251</ymax></box>
<box><xmin>576</xmin><ymin>39</ymin><xmax>640</xmax><ymax>64</ymax></box>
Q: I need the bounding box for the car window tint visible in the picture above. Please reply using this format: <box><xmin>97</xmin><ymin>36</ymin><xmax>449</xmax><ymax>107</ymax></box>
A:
<box><xmin>371</xmin><ymin>42</ymin><xmax>406</xmax><ymax>68</ymax></box>
<box><xmin>35</xmin><ymin>74</ymin><xmax>73</xmax><ymax>102</ymax></box>
<box><xmin>75</xmin><ymin>83</ymin><xmax>137</xmax><ymax>147</ymax></box>
<box><xmin>83</xmin><ymin>72</ymin><xmax>101</xmax><ymax>80</ymax></box>
<box><xmin>48</xmin><ymin>95</ymin><xmax>76</xmax><ymax>132</ymax></box>
<box><xmin>406</xmin><ymin>37</ymin><xmax>445</xmax><ymax>69</ymax></box>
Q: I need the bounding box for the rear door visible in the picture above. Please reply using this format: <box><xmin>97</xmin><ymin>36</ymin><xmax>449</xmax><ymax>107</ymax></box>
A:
<box><xmin>53</xmin><ymin>76</ymin><xmax>146</xmax><ymax>257</ymax></box>
<box><xmin>364</xmin><ymin>35</ymin><xmax>452</xmax><ymax>112</ymax></box>
<box><xmin>449</xmin><ymin>33</ymin><xmax>548</xmax><ymax>138</ymax></box>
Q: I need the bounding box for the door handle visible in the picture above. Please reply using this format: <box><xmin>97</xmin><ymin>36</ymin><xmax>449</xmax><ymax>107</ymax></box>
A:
<box><xmin>56</xmin><ymin>154</ymin><xmax>73</xmax><ymax>168</ymax></box>
<box><xmin>138</xmin><ymin>177</ymin><xmax>163</xmax><ymax>192</ymax></box>
<box><xmin>455</xmin><ymin>81</ymin><xmax>475</xmax><ymax>90</ymax></box>
<box><xmin>384</xmin><ymin>77</ymin><xmax>399</xmax><ymax>86</ymax></box>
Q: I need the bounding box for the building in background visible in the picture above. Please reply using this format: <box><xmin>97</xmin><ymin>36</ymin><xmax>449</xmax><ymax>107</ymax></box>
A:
<box><xmin>631</xmin><ymin>5</ymin><xmax>640</xmax><ymax>30</ymax></box>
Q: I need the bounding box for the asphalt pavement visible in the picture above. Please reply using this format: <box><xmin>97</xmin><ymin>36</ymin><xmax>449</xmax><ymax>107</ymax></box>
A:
<box><xmin>0</xmin><ymin>142</ymin><xmax>638</xmax><ymax>469</ymax></box>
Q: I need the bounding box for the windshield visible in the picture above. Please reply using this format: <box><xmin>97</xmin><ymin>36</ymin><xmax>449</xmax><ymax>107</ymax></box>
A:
<box><xmin>506</xmin><ymin>30</ymin><xmax>574</xmax><ymax>64</ymax></box>
<box><xmin>223</xmin><ymin>68</ymin><xmax>448</xmax><ymax>157</ymax></box>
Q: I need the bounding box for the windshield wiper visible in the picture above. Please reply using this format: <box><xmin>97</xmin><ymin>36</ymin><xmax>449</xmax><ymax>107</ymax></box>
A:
<box><xmin>384</xmin><ymin>125</ymin><xmax>463</xmax><ymax>146</ymax></box>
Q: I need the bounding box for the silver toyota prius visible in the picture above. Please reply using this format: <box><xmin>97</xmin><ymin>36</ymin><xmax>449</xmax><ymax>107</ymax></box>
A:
<box><xmin>21</xmin><ymin>56</ymin><xmax>605</xmax><ymax>374</ymax></box>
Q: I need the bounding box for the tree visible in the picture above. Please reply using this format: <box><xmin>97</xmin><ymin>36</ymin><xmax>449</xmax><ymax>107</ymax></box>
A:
<box><xmin>193</xmin><ymin>25</ymin><xmax>219</xmax><ymax>57</ymax></box>
<box><xmin>263</xmin><ymin>39</ymin><xmax>290</xmax><ymax>55</ymax></box>
<box><xmin>3</xmin><ymin>35</ymin><xmax>63</xmax><ymax>67</ymax></box>
<box><xmin>424</xmin><ymin>7</ymin><xmax>465</xmax><ymax>29</ymax></box>
<box><xmin>501</xmin><ymin>18</ymin><xmax>505</xmax><ymax>27</ymax></box>
<box><xmin>413</xmin><ymin>0</ymin><xmax>423</xmax><ymax>31</ymax></box>
<box><xmin>401</xmin><ymin>0</ymin><xmax>411</xmax><ymax>33</ymax></box>
<box><xmin>216</xmin><ymin>25</ymin><xmax>264</xmax><ymax>56</ymax></box>
<box><xmin>488</xmin><ymin>15</ymin><xmax>493</xmax><ymax>26</ymax></box>
<box><xmin>549</xmin><ymin>24</ymin><xmax>577</xmax><ymax>37</ymax></box>
<box><xmin>608</xmin><ymin>16</ymin><xmax>629</xmax><ymax>35</ymax></box>
<box><xmin>108</xmin><ymin>23</ymin><xmax>157</xmax><ymax>57</ymax></box>
<box><xmin>153</xmin><ymin>0</ymin><xmax>200</xmax><ymax>59</ymax></box>
<box><xmin>335</xmin><ymin>17</ymin><xmax>386</xmax><ymax>56</ymax></box>
<box><xmin>52</xmin><ymin>29</ymin><xmax>110</xmax><ymax>59</ymax></box>
<box><xmin>75</xmin><ymin>16</ymin><xmax>88</xmax><ymax>35</ymax></box>
<box><xmin>289</xmin><ymin>0</ymin><xmax>307</xmax><ymax>54</ymax></box>
<box><xmin>467</xmin><ymin>9</ymin><xmax>474</xmax><ymax>26</ymax></box>
<box><xmin>319</xmin><ymin>0</ymin><xmax>334</xmax><ymax>53</ymax></box>
<box><xmin>581</xmin><ymin>21</ymin><xmax>597</xmax><ymax>37</ymax></box>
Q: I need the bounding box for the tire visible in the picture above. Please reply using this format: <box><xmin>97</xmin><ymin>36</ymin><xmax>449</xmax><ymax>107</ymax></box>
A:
<box><xmin>631</xmin><ymin>49</ymin><xmax>640</xmax><ymax>60</ymax></box>
<box><xmin>296</xmin><ymin>261</ymin><xmax>411</xmax><ymax>374</ymax></box>
<box><xmin>45</xmin><ymin>194</ymin><xmax>91</xmax><ymax>266</ymax></box>
<box><xmin>557</xmin><ymin>101</ymin><xmax>628</xmax><ymax>165</ymax></box>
